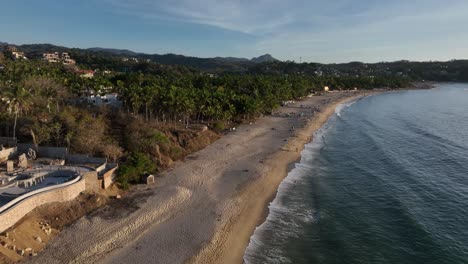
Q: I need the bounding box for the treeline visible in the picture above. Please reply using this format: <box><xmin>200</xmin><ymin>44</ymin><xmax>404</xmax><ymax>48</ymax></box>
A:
<box><xmin>250</xmin><ymin>60</ymin><xmax>468</xmax><ymax>82</ymax></box>
<box><xmin>0</xmin><ymin>53</ymin><xmax>412</xmax><ymax>141</ymax></box>
<box><xmin>113</xmin><ymin>73</ymin><xmax>410</xmax><ymax>123</ymax></box>
<box><xmin>0</xmin><ymin>51</ymin><xmax>411</xmax><ymax>186</ymax></box>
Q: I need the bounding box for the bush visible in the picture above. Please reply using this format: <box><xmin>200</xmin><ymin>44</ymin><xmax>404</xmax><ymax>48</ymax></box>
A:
<box><xmin>117</xmin><ymin>152</ymin><xmax>156</xmax><ymax>187</ymax></box>
<box><xmin>212</xmin><ymin>122</ymin><xmax>225</xmax><ymax>133</ymax></box>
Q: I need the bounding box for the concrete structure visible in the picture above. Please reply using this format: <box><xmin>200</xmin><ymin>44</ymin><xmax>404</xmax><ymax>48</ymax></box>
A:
<box><xmin>144</xmin><ymin>174</ymin><xmax>155</xmax><ymax>185</ymax></box>
<box><xmin>43</xmin><ymin>52</ymin><xmax>75</xmax><ymax>65</ymax></box>
<box><xmin>12</xmin><ymin>51</ymin><xmax>27</xmax><ymax>60</ymax></box>
<box><xmin>61</xmin><ymin>52</ymin><xmax>76</xmax><ymax>65</ymax></box>
<box><xmin>66</xmin><ymin>154</ymin><xmax>106</xmax><ymax>165</ymax></box>
<box><xmin>0</xmin><ymin>145</ymin><xmax>115</xmax><ymax>232</ymax></box>
<box><xmin>17</xmin><ymin>144</ymin><xmax>67</xmax><ymax>159</ymax></box>
<box><xmin>0</xmin><ymin>146</ymin><xmax>17</xmax><ymax>162</ymax></box>
<box><xmin>17</xmin><ymin>173</ymin><xmax>46</xmax><ymax>188</ymax></box>
<box><xmin>82</xmin><ymin>171</ymin><xmax>100</xmax><ymax>193</ymax></box>
<box><xmin>0</xmin><ymin>138</ymin><xmax>120</xmax><ymax>231</ymax></box>
<box><xmin>43</xmin><ymin>52</ymin><xmax>60</xmax><ymax>63</ymax></box>
<box><xmin>0</xmin><ymin>174</ymin><xmax>85</xmax><ymax>232</ymax></box>
<box><xmin>18</xmin><ymin>154</ymin><xmax>27</xmax><ymax>169</ymax></box>
<box><xmin>6</xmin><ymin>161</ymin><xmax>14</xmax><ymax>173</ymax></box>
<box><xmin>99</xmin><ymin>163</ymin><xmax>118</xmax><ymax>189</ymax></box>
<box><xmin>7</xmin><ymin>46</ymin><xmax>27</xmax><ymax>60</ymax></box>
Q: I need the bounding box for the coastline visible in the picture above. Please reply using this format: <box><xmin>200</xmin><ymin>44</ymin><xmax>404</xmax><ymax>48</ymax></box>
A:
<box><xmin>189</xmin><ymin>92</ymin><xmax>372</xmax><ymax>264</ymax></box>
<box><xmin>27</xmin><ymin>91</ymin><xmax>376</xmax><ymax>264</ymax></box>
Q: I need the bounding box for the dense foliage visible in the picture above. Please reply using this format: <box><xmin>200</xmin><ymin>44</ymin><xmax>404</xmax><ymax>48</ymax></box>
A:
<box><xmin>0</xmin><ymin>45</ymin><xmax>433</xmax><ymax>186</ymax></box>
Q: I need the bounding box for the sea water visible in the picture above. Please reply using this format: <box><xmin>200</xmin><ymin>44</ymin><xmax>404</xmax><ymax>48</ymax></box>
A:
<box><xmin>244</xmin><ymin>83</ymin><xmax>468</xmax><ymax>264</ymax></box>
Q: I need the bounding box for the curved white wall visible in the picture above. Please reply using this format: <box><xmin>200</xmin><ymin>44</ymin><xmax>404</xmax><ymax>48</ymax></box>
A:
<box><xmin>0</xmin><ymin>176</ymin><xmax>86</xmax><ymax>233</ymax></box>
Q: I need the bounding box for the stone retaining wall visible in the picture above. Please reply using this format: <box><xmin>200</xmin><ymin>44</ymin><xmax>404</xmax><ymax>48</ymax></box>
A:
<box><xmin>66</xmin><ymin>154</ymin><xmax>106</xmax><ymax>165</ymax></box>
<box><xmin>17</xmin><ymin>144</ymin><xmax>68</xmax><ymax>159</ymax></box>
<box><xmin>0</xmin><ymin>147</ymin><xmax>17</xmax><ymax>161</ymax></box>
<box><xmin>101</xmin><ymin>165</ymin><xmax>118</xmax><ymax>189</ymax></box>
<box><xmin>83</xmin><ymin>171</ymin><xmax>99</xmax><ymax>193</ymax></box>
<box><xmin>0</xmin><ymin>177</ymin><xmax>86</xmax><ymax>233</ymax></box>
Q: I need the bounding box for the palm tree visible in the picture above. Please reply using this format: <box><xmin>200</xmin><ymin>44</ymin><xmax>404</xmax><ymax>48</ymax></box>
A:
<box><xmin>5</xmin><ymin>85</ymin><xmax>33</xmax><ymax>138</ymax></box>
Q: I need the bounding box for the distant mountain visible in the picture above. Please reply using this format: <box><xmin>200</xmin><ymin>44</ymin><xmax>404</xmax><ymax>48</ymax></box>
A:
<box><xmin>0</xmin><ymin>41</ymin><xmax>279</xmax><ymax>72</ymax></box>
<box><xmin>86</xmin><ymin>47</ymin><xmax>277</xmax><ymax>64</ymax></box>
<box><xmin>214</xmin><ymin>57</ymin><xmax>250</xmax><ymax>63</ymax></box>
<box><xmin>251</xmin><ymin>54</ymin><xmax>278</xmax><ymax>63</ymax></box>
<box><xmin>87</xmin><ymin>47</ymin><xmax>139</xmax><ymax>56</ymax></box>
<box><xmin>215</xmin><ymin>54</ymin><xmax>279</xmax><ymax>63</ymax></box>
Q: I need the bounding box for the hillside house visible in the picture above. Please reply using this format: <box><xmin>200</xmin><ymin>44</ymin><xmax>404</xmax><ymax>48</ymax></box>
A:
<box><xmin>6</xmin><ymin>46</ymin><xmax>27</xmax><ymax>60</ymax></box>
<box><xmin>43</xmin><ymin>52</ymin><xmax>76</xmax><ymax>65</ymax></box>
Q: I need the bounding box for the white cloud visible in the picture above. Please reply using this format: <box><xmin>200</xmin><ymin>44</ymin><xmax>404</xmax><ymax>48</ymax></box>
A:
<box><xmin>104</xmin><ymin>0</ymin><xmax>298</xmax><ymax>34</ymax></box>
<box><xmin>103</xmin><ymin>0</ymin><xmax>468</xmax><ymax>62</ymax></box>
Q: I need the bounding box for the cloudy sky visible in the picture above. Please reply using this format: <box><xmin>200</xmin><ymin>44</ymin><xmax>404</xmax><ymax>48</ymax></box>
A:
<box><xmin>2</xmin><ymin>0</ymin><xmax>468</xmax><ymax>62</ymax></box>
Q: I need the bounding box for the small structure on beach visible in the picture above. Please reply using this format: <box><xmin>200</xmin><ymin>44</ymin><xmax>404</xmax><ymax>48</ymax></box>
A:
<box><xmin>143</xmin><ymin>174</ymin><xmax>155</xmax><ymax>185</ymax></box>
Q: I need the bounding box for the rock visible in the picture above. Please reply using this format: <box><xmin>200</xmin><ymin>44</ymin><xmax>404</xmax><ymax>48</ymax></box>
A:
<box><xmin>115</xmin><ymin>195</ymin><xmax>122</xmax><ymax>199</ymax></box>
<box><xmin>17</xmin><ymin>249</ymin><xmax>24</xmax><ymax>256</ymax></box>
<box><xmin>32</xmin><ymin>253</ymin><xmax>38</xmax><ymax>257</ymax></box>
<box><xmin>25</xmin><ymin>247</ymin><xmax>32</xmax><ymax>252</ymax></box>
<box><xmin>44</xmin><ymin>228</ymin><xmax>52</xmax><ymax>236</ymax></box>
<box><xmin>35</xmin><ymin>236</ymin><xmax>42</xmax><ymax>243</ymax></box>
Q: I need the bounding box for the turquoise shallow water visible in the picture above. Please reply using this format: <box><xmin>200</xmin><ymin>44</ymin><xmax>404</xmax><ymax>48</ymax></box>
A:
<box><xmin>244</xmin><ymin>83</ymin><xmax>468</xmax><ymax>264</ymax></box>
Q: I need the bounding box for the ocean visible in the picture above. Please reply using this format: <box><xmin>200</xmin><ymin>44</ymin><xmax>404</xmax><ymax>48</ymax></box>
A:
<box><xmin>244</xmin><ymin>83</ymin><xmax>468</xmax><ymax>264</ymax></box>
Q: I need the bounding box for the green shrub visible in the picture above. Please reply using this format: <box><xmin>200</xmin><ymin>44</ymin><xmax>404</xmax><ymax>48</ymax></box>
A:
<box><xmin>152</xmin><ymin>131</ymin><xmax>169</xmax><ymax>144</ymax></box>
<box><xmin>212</xmin><ymin>122</ymin><xmax>225</xmax><ymax>133</ymax></box>
<box><xmin>117</xmin><ymin>152</ymin><xmax>156</xmax><ymax>187</ymax></box>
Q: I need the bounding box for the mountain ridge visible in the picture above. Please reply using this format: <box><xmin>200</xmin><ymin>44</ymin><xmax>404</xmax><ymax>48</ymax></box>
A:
<box><xmin>1</xmin><ymin>42</ymin><xmax>278</xmax><ymax>71</ymax></box>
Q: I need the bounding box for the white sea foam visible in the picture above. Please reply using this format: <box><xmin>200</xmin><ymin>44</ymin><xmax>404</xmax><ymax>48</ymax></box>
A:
<box><xmin>335</xmin><ymin>100</ymin><xmax>357</xmax><ymax>117</ymax></box>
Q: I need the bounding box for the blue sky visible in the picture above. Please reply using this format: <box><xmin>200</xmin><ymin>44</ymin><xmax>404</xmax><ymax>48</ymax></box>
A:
<box><xmin>1</xmin><ymin>0</ymin><xmax>468</xmax><ymax>63</ymax></box>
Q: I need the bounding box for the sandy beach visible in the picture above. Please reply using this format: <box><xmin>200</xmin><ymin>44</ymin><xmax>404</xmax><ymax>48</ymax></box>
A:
<box><xmin>27</xmin><ymin>91</ymin><xmax>371</xmax><ymax>264</ymax></box>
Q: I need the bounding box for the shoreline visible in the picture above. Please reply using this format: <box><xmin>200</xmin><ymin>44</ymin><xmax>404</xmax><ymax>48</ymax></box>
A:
<box><xmin>27</xmin><ymin>91</ymin><xmax>377</xmax><ymax>264</ymax></box>
<box><xmin>189</xmin><ymin>92</ymin><xmax>373</xmax><ymax>264</ymax></box>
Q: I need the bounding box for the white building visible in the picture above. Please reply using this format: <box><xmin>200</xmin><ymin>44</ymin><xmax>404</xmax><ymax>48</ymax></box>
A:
<box><xmin>12</xmin><ymin>51</ymin><xmax>27</xmax><ymax>60</ymax></box>
<box><xmin>43</xmin><ymin>52</ymin><xmax>75</xmax><ymax>65</ymax></box>
<box><xmin>43</xmin><ymin>52</ymin><xmax>60</xmax><ymax>63</ymax></box>
<box><xmin>87</xmin><ymin>93</ymin><xmax>122</xmax><ymax>108</ymax></box>
<box><xmin>6</xmin><ymin>46</ymin><xmax>27</xmax><ymax>60</ymax></box>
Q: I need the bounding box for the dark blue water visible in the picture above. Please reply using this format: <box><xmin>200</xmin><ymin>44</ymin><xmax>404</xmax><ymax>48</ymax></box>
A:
<box><xmin>244</xmin><ymin>83</ymin><xmax>468</xmax><ymax>264</ymax></box>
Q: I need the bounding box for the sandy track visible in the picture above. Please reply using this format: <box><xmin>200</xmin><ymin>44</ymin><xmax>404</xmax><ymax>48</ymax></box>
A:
<box><xmin>28</xmin><ymin>91</ymin><xmax>367</xmax><ymax>264</ymax></box>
